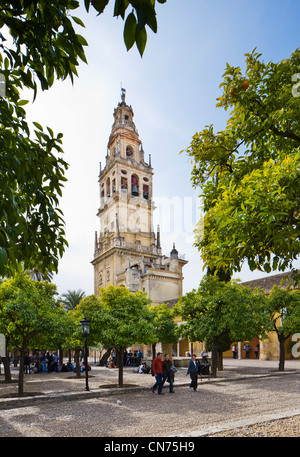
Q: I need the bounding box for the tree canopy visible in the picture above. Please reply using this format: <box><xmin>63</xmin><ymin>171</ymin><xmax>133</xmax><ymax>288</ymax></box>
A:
<box><xmin>0</xmin><ymin>0</ymin><xmax>167</xmax><ymax>278</ymax></box>
<box><xmin>266</xmin><ymin>286</ymin><xmax>300</xmax><ymax>371</ymax></box>
<box><xmin>77</xmin><ymin>285</ymin><xmax>154</xmax><ymax>349</ymax></box>
<box><xmin>148</xmin><ymin>302</ymin><xmax>178</xmax><ymax>357</ymax></box>
<box><xmin>175</xmin><ymin>275</ymin><xmax>269</xmax><ymax>377</ymax></box>
<box><xmin>0</xmin><ymin>272</ymin><xmax>67</xmax><ymax>394</ymax></box>
<box><xmin>76</xmin><ymin>284</ymin><xmax>155</xmax><ymax>386</ymax></box>
<box><xmin>184</xmin><ymin>48</ymin><xmax>300</xmax><ymax>277</ymax></box>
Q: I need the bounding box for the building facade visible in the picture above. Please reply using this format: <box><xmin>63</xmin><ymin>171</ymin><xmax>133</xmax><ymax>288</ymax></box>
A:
<box><xmin>222</xmin><ymin>271</ymin><xmax>300</xmax><ymax>361</ymax></box>
<box><xmin>91</xmin><ymin>90</ymin><xmax>188</xmax><ymax>313</ymax></box>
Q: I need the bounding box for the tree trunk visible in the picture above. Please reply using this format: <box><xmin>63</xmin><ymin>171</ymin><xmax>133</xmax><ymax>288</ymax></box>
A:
<box><xmin>74</xmin><ymin>347</ymin><xmax>81</xmax><ymax>378</ymax></box>
<box><xmin>217</xmin><ymin>350</ymin><xmax>223</xmax><ymax>371</ymax></box>
<box><xmin>58</xmin><ymin>345</ymin><xmax>63</xmax><ymax>367</ymax></box>
<box><xmin>117</xmin><ymin>348</ymin><xmax>124</xmax><ymax>388</ymax></box>
<box><xmin>278</xmin><ymin>335</ymin><xmax>286</xmax><ymax>371</ymax></box>
<box><xmin>152</xmin><ymin>343</ymin><xmax>156</xmax><ymax>360</ymax></box>
<box><xmin>211</xmin><ymin>337</ymin><xmax>218</xmax><ymax>378</ymax></box>
<box><xmin>99</xmin><ymin>346</ymin><xmax>113</xmax><ymax>366</ymax></box>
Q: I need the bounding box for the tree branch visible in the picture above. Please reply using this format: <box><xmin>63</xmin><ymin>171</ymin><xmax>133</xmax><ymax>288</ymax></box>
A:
<box><xmin>270</xmin><ymin>125</ymin><xmax>300</xmax><ymax>143</ymax></box>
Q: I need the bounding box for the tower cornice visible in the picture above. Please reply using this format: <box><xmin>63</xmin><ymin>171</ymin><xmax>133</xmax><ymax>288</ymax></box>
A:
<box><xmin>107</xmin><ymin>128</ymin><xmax>140</xmax><ymax>149</ymax></box>
<box><xmin>99</xmin><ymin>156</ymin><xmax>153</xmax><ymax>181</ymax></box>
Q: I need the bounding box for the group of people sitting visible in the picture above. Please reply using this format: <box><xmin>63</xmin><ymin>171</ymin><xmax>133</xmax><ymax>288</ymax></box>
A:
<box><xmin>24</xmin><ymin>351</ymin><xmax>60</xmax><ymax>374</ymax></box>
<box><xmin>106</xmin><ymin>349</ymin><xmax>146</xmax><ymax>369</ymax></box>
<box><xmin>138</xmin><ymin>362</ymin><xmax>151</xmax><ymax>374</ymax></box>
<box><xmin>123</xmin><ymin>349</ymin><xmax>144</xmax><ymax>367</ymax></box>
<box><xmin>24</xmin><ymin>352</ymin><xmax>91</xmax><ymax>374</ymax></box>
<box><xmin>60</xmin><ymin>362</ymin><xmax>90</xmax><ymax>372</ymax></box>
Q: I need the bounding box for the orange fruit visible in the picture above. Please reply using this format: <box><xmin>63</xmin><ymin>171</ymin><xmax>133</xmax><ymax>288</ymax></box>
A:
<box><xmin>242</xmin><ymin>80</ymin><xmax>249</xmax><ymax>90</ymax></box>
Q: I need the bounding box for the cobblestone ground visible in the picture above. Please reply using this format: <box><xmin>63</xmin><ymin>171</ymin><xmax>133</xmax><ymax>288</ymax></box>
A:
<box><xmin>209</xmin><ymin>415</ymin><xmax>300</xmax><ymax>437</ymax></box>
<box><xmin>0</xmin><ymin>369</ymin><xmax>299</xmax><ymax>437</ymax></box>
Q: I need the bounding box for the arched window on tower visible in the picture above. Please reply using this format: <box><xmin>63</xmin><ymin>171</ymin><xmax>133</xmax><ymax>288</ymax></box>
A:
<box><xmin>143</xmin><ymin>184</ymin><xmax>149</xmax><ymax>200</ymax></box>
<box><xmin>106</xmin><ymin>178</ymin><xmax>111</xmax><ymax>197</ymax></box>
<box><xmin>126</xmin><ymin>146</ymin><xmax>133</xmax><ymax>158</ymax></box>
<box><xmin>121</xmin><ymin>176</ymin><xmax>128</xmax><ymax>192</ymax></box>
<box><xmin>131</xmin><ymin>174</ymin><xmax>139</xmax><ymax>196</ymax></box>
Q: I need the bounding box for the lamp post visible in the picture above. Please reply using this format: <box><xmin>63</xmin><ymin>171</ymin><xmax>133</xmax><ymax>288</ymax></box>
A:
<box><xmin>80</xmin><ymin>317</ymin><xmax>90</xmax><ymax>391</ymax></box>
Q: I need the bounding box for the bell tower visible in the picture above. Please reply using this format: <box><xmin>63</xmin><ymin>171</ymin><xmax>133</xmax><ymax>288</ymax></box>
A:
<box><xmin>100</xmin><ymin>87</ymin><xmax>154</xmax><ymax>239</ymax></box>
<box><xmin>92</xmin><ymin>90</ymin><xmax>187</xmax><ymax>303</ymax></box>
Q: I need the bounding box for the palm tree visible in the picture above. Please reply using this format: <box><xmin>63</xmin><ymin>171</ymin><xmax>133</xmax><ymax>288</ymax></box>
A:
<box><xmin>60</xmin><ymin>289</ymin><xmax>86</xmax><ymax>311</ymax></box>
<box><xmin>28</xmin><ymin>268</ymin><xmax>53</xmax><ymax>282</ymax></box>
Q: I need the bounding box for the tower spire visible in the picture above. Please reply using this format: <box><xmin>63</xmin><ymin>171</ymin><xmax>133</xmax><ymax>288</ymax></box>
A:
<box><xmin>121</xmin><ymin>87</ymin><xmax>126</xmax><ymax>104</ymax></box>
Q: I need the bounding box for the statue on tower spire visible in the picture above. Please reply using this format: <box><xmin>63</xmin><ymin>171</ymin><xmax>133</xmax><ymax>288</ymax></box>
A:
<box><xmin>121</xmin><ymin>87</ymin><xmax>126</xmax><ymax>103</ymax></box>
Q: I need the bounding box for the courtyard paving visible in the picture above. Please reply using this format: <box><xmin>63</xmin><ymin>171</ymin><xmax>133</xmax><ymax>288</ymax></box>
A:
<box><xmin>0</xmin><ymin>359</ymin><xmax>299</xmax><ymax>437</ymax></box>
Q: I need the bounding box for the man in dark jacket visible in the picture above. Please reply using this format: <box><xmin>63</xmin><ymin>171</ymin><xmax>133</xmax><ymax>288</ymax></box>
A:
<box><xmin>186</xmin><ymin>354</ymin><xmax>200</xmax><ymax>391</ymax></box>
<box><xmin>162</xmin><ymin>354</ymin><xmax>175</xmax><ymax>393</ymax></box>
<box><xmin>151</xmin><ymin>352</ymin><xmax>164</xmax><ymax>395</ymax></box>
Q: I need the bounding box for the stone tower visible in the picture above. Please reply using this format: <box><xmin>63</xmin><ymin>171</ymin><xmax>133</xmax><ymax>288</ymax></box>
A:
<box><xmin>92</xmin><ymin>90</ymin><xmax>187</xmax><ymax>304</ymax></box>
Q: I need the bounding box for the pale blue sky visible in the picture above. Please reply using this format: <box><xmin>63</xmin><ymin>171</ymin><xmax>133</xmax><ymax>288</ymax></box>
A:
<box><xmin>23</xmin><ymin>0</ymin><xmax>300</xmax><ymax>295</ymax></box>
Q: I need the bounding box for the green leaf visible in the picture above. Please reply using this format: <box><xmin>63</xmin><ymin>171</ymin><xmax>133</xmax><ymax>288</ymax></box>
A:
<box><xmin>72</xmin><ymin>16</ymin><xmax>86</xmax><ymax>27</ymax></box>
<box><xmin>136</xmin><ymin>3</ymin><xmax>157</xmax><ymax>33</ymax></box>
<box><xmin>124</xmin><ymin>12</ymin><xmax>137</xmax><ymax>51</ymax></box>
<box><xmin>17</xmin><ymin>100</ymin><xmax>29</xmax><ymax>106</ymax></box>
<box><xmin>135</xmin><ymin>26</ymin><xmax>147</xmax><ymax>57</ymax></box>
<box><xmin>32</xmin><ymin>121</ymin><xmax>43</xmax><ymax>131</ymax></box>
<box><xmin>76</xmin><ymin>34</ymin><xmax>88</xmax><ymax>46</ymax></box>
<box><xmin>91</xmin><ymin>0</ymin><xmax>110</xmax><ymax>15</ymax></box>
<box><xmin>0</xmin><ymin>247</ymin><xmax>8</xmax><ymax>272</ymax></box>
<box><xmin>114</xmin><ymin>0</ymin><xmax>129</xmax><ymax>19</ymax></box>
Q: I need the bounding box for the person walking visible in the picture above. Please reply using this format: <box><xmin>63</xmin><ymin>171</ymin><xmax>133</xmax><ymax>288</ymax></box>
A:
<box><xmin>186</xmin><ymin>354</ymin><xmax>200</xmax><ymax>392</ymax></box>
<box><xmin>232</xmin><ymin>344</ymin><xmax>238</xmax><ymax>359</ymax></box>
<box><xmin>162</xmin><ymin>354</ymin><xmax>175</xmax><ymax>393</ymax></box>
<box><xmin>245</xmin><ymin>345</ymin><xmax>250</xmax><ymax>358</ymax></box>
<box><xmin>24</xmin><ymin>354</ymin><xmax>31</xmax><ymax>374</ymax></box>
<box><xmin>151</xmin><ymin>352</ymin><xmax>164</xmax><ymax>395</ymax></box>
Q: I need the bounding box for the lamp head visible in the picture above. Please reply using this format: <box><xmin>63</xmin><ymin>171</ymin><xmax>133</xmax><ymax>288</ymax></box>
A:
<box><xmin>80</xmin><ymin>316</ymin><xmax>90</xmax><ymax>335</ymax></box>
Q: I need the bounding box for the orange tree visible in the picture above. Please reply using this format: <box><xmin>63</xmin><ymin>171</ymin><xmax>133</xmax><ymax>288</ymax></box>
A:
<box><xmin>184</xmin><ymin>48</ymin><xmax>300</xmax><ymax>279</ymax></box>
<box><xmin>0</xmin><ymin>272</ymin><xmax>70</xmax><ymax>395</ymax></box>
<box><xmin>0</xmin><ymin>0</ymin><xmax>167</xmax><ymax>278</ymax></box>
<box><xmin>148</xmin><ymin>302</ymin><xmax>178</xmax><ymax>359</ymax></box>
<box><xmin>76</xmin><ymin>285</ymin><xmax>155</xmax><ymax>387</ymax></box>
<box><xmin>175</xmin><ymin>275</ymin><xmax>269</xmax><ymax>378</ymax></box>
<box><xmin>266</xmin><ymin>286</ymin><xmax>300</xmax><ymax>371</ymax></box>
